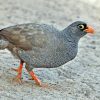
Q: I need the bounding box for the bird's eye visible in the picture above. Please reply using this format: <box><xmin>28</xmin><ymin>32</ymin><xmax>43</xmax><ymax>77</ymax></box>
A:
<box><xmin>78</xmin><ymin>24</ymin><xmax>85</xmax><ymax>30</ymax></box>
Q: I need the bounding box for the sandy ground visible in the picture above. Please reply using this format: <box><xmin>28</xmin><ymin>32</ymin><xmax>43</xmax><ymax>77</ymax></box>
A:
<box><xmin>0</xmin><ymin>0</ymin><xmax>100</xmax><ymax>100</ymax></box>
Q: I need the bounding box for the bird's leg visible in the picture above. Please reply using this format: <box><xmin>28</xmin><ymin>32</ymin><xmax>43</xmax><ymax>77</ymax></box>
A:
<box><xmin>25</xmin><ymin>64</ymin><xmax>48</xmax><ymax>87</ymax></box>
<box><xmin>25</xmin><ymin>64</ymin><xmax>41</xmax><ymax>85</ymax></box>
<box><xmin>12</xmin><ymin>60</ymin><xmax>24</xmax><ymax>83</ymax></box>
<box><xmin>29</xmin><ymin>70</ymin><xmax>41</xmax><ymax>86</ymax></box>
<box><xmin>28</xmin><ymin>70</ymin><xmax>48</xmax><ymax>87</ymax></box>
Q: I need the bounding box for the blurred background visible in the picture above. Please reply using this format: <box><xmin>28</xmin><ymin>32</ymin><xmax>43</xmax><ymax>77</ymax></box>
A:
<box><xmin>0</xmin><ymin>0</ymin><xmax>100</xmax><ymax>28</ymax></box>
<box><xmin>0</xmin><ymin>0</ymin><xmax>100</xmax><ymax>100</ymax></box>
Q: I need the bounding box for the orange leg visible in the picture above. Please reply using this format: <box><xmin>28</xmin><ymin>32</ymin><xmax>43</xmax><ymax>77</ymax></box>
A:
<box><xmin>25</xmin><ymin>64</ymin><xmax>41</xmax><ymax>86</ymax></box>
<box><xmin>29</xmin><ymin>71</ymin><xmax>41</xmax><ymax>86</ymax></box>
<box><xmin>28</xmin><ymin>70</ymin><xmax>48</xmax><ymax>87</ymax></box>
<box><xmin>12</xmin><ymin>61</ymin><xmax>24</xmax><ymax>83</ymax></box>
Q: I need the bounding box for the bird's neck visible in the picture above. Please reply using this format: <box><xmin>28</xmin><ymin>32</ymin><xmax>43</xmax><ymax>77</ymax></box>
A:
<box><xmin>62</xmin><ymin>27</ymin><xmax>80</xmax><ymax>43</ymax></box>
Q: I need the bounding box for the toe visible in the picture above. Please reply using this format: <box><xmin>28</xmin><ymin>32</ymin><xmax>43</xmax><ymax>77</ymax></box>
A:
<box><xmin>12</xmin><ymin>77</ymin><xmax>23</xmax><ymax>84</ymax></box>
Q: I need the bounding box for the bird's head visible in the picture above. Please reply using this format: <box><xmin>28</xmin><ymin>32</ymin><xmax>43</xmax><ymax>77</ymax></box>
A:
<box><xmin>66</xmin><ymin>21</ymin><xmax>95</xmax><ymax>39</ymax></box>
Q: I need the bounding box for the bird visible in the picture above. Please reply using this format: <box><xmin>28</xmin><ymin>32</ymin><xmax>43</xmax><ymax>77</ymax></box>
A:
<box><xmin>0</xmin><ymin>21</ymin><xmax>94</xmax><ymax>86</ymax></box>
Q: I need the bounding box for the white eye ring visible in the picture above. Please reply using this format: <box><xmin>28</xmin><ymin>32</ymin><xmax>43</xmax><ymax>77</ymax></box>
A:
<box><xmin>78</xmin><ymin>25</ymin><xmax>85</xmax><ymax>29</ymax></box>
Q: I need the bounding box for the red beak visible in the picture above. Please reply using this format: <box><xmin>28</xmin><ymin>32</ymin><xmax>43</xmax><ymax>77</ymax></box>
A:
<box><xmin>84</xmin><ymin>26</ymin><xmax>95</xmax><ymax>34</ymax></box>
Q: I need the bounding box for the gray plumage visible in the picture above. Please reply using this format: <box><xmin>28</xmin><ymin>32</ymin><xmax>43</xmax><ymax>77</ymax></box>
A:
<box><xmin>0</xmin><ymin>21</ymin><xmax>87</xmax><ymax>71</ymax></box>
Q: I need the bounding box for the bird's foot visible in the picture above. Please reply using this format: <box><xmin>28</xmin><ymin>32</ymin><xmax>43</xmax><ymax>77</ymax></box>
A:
<box><xmin>28</xmin><ymin>78</ymin><xmax>48</xmax><ymax>87</ymax></box>
<box><xmin>12</xmin><ymin>74</ymin><xmax>23</xmax><ymax>84</ymax></box>
<box><xmin>11</xmin><ymin>67</ymin><xmax>23</xmax><ymax>84</ymax></box>
<box><xmin>11</xmin><ymin>61</ymin><xmax>24</xmax><ymax>82</ymax></box>
<box><xmin>29</xmin><ymin>71</ymin><xmax>48</xmax><ymax>88</ymax></box>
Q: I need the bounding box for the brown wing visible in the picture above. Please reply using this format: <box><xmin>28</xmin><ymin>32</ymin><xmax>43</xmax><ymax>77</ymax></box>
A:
<box><xmin>0</xmin><ymin>23</ymin><xmax>49</xmax><ymax>50</ymax></box>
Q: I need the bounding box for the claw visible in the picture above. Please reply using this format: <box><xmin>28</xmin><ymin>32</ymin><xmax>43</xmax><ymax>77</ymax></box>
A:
<box><xmin>12</xmin><ymin>74</ymin><xmax>23</xmax><ymax>84</ymax></box>
<box><xmin>12</xmin><ymin>77</ymin><xmax>22</xmax><ymax>84</ymax></box>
